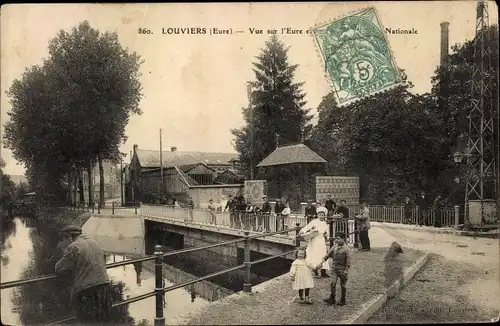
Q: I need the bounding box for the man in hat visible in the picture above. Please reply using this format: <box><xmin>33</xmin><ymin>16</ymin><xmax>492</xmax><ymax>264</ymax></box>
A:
<box><xmin>322</xmin><ymin>231</ymin><xmax>351</xmax><ymax>306</ymax></box>
<box><xmin>304</xmin><ymin>199</ymin><xmax>317</xmax><ymax>224</ymax></box>
<box><xmin>259</xmin><ymin>195</ymin><xmax>272</xmax><ymax>232</ymax></box>
<box><xmin>274</xmin><ymin>198</ymin><xmax>285</xmax><ymax>232</ymax></box>
<box><xmin>55</xmin><ymin>225</ymin><xmax>111</xmax><ymax>324</ymax></box>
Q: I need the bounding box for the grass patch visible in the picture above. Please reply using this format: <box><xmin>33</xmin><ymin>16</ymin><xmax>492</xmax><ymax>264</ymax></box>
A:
<box><xmin>182</xmin><ymin>247</ymin><xmax>425</xmax><ymax>325</ymax></box>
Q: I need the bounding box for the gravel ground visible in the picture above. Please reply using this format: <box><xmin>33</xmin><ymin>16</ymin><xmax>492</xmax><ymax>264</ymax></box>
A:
<box><xmin>182</xmin><ymin>248</ymin><xmax>425</xmax><ymax>325</ymax></box>
<box><xmin>366</xmin><ymin>253</ymin><xmax>500</xmax><ymax>324</ymax></box>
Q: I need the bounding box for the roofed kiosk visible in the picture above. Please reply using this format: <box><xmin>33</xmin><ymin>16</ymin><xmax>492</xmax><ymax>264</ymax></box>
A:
<box><xmin>257</xmin><ymin>144</ymin><xmax>327</xmax><ymax>167</ymax></box>
<box><xmin>257</xmin><ymin>143</ymin><xmax>327</xmax><ymax>206</ymax></box>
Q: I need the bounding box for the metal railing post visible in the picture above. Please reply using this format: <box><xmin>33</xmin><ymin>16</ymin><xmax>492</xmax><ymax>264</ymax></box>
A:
<box><xmin>295</xmin><ymin>222</ymin><xmax>301</xmax><ymax>247</ymax></box>
<box><xmin>328</xmin><ymin>217</ymin><xmax>334</xmax><ymax>249</ymax></box>
<box><xmin>154</xmin><ymin>245</ymin><xmax>165</xmax><ymax>326</ymax></box>
<box><xmin>454</xmin><ymin>205</ymin><xmax>460</xmax><ymax>229</ymax></box>
<box><xmin>243</xmin><ymin>231</ymin><xmax>252</xmax><ymax>293</ymax></box>
<box><xmin>112</xmin><ymin>202</ymin><xmax>115</xmax><ymax>215</ymax></box>
<box><xmin>353</xmin><ymin>216</ymin><xmax>359</xmax><ymax>248</ymax></box>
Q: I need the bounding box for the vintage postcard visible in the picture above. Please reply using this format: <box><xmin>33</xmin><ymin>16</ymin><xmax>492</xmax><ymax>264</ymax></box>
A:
<box><xmin>1</xmin><ymin>2</ymin><xmax>499</xmax><ymax>326</ymax></box>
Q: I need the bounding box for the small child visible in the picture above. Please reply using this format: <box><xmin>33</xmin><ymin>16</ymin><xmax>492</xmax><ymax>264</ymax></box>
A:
<box><xmin>290</xmin><ymin>248</ymin><xmax>315</xmax><ymax>304</ymax></box>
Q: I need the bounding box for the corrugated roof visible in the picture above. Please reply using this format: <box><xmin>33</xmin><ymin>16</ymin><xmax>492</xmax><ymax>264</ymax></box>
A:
<box><xmin>136</xmin><ymin>149</ymin><xmax>238</xmax><ymax>168</ymax></box>
<box><xmin>257</xmin><ymin>144</ymin><xmax>327</xmax><ymax>167</ymax></box>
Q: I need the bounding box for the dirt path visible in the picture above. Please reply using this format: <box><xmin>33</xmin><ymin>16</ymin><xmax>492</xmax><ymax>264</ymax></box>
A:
<box><xmin>366</xmin><ymin>226</ymin><xmax>500</xmax><ymax>323</ymax></box>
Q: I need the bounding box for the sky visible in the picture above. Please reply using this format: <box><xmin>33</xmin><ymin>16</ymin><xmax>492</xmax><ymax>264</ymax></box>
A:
<box><xmin>1</xmin><ymin>1</ymin><xmax>498</xmax><ymax>176</ymax></box>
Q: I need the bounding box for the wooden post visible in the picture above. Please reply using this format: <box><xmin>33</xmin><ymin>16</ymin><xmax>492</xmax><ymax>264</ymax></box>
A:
<box><xmin>154</xmin><ymin>245</ymin><xmax>165</xmax><ymax>326</ymax></box>
<box><xmin>454</xmin><ymin>205</ymin><xmax>460</xmax><ymax>229</ymax></box>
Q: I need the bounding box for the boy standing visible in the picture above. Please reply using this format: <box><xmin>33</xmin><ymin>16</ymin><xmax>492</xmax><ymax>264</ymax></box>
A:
<box><xmin>322</xmin><ymin>231</ymin><xmax>351</xmax><ymax>306</ymax></box>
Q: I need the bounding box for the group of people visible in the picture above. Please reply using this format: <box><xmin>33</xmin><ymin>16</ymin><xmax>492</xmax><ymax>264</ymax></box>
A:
<box><xmin>403</xmin><ymin>191</ymin><xmax>447</xmax><ymax>228</ymax></box>
<box><xmin>216</xmin><ymin>195</ymin><xmax>292</xmax><ymax>231</ymax></box>
<box><xmin>51</xmin><ymin>196</ymin><xmax>375</xmax><ymax>323</ymax></box>
<box><xmin>290</xmin><ymin>200</ymin><xmax>398</xmax><ymax>306</ymax></box>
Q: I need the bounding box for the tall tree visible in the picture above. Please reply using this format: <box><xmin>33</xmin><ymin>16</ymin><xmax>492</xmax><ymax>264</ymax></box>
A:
<box><xmin>311</xmin><ymin>71</ymin><xmax>453</xmax><ymax>204</ymax></box>
<box><xmin>4</xmin><ymin>21</ymin><xmax>143</xmax><ymax>204</ymax></box>
<box><xmin>231</xmin><ymin>35</ymin><xmax>312</xmax><ymax>178</ymax></box>
<box><xmin>45</xmin><ymin>21</ymin><xmax>143</xmax><ymax>207</ymax></box>
<box><xmin>0</xmin><ymin>162</ymin><xmax>16</xmax><ymax>207</ymax></box>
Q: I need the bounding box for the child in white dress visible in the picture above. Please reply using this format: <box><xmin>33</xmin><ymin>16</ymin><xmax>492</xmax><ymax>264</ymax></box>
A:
<box><xmin>290</xmin><ymin>248</ymin><xmax>315</xmax><ymax>304</ymax></box>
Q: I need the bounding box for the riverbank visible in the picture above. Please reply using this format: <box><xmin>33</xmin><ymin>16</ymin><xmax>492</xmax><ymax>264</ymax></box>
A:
<box><xmin>181</xmin><ymin>247</ymin><xmax>426</xmax><ymax>325</ymax></box>
<box><xmin>35</xmin><ymin>206</ymin><xmax>91</xmax><ymax>230</ymax></box>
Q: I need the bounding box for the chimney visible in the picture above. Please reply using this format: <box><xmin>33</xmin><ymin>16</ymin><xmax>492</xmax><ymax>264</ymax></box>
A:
<box><xmin>440</xmin><ymin>22</ymin><xmax>450</xmax><ymax>67</ymax></box>
<box><xmin>439</xmin><ymin>22</ymin><xmax>450</xmax><ymax>115</ymax></box>
<box><xmin>171</xmin><ymin>146</ymin><xmax>177</xmax><ymax>152</ymax></box>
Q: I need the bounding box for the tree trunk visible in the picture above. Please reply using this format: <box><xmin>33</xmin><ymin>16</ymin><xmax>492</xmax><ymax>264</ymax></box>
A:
<box><xmin>67</xmin><ymin>173</ymin><xmax>73</xmax><ymax>205</ymax></box>
<box><xmin>73</xmin><ymin>171</ymin><xmax>78</xmax><ymax>206</ymax></box>
<box><xmin>78</xmin><ymin>168</ymin><xmax>85</xmax><ymax>204</ymax></box>
<box><xmin>98</xmin><ymin>155</ymin><xmax>105</xmax><ymax>208</ymax></box>
<box><xmin>87</xmin><ymin>159</ymin><xmax>93</xmax><ymax>207</ymax></box>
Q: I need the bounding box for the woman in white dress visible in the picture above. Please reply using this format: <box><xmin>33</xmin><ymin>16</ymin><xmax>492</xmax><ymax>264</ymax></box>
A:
<box><xmin>298</xmin><ymin>206</ymin><xmax>330</xmax><ymax>278</ymax></box>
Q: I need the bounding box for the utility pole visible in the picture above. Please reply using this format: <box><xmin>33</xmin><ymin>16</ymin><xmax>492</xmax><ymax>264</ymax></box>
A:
<box><xmin>120</xmin><ymin>153</ymin><xmax>124</xmax><ymax>206</ymax></box>
<box><xmin>465</xmin><ymin>0</ymin><xmax>496</xmax><ymax>228</ymax></box>
<box><xmin>247</xmin><ymin>82</ymin><xmax>254</xmax><ymax>180</ymax></box>
<box><xmin>160</xmin><ymin>129</ymin><xmax>164</xmax><ymax>199</ymax></box>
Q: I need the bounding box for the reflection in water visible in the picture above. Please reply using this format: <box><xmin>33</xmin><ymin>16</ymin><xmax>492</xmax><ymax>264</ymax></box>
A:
<box><xmin>1</xmin><ymin>217</ymin><xmax>134</xmax><ymax>325</ymax></box>
<box><xmin>2</xmin><ymin>216</ymin><xmax>292</xmax><ymax>326</ymax></box>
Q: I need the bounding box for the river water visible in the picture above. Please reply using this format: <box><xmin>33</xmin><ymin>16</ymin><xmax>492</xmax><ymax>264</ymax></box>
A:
<box><xmin>1</xmin><ymin>215</ymin><xmax>289</xmax><ymax>325</ymax></box>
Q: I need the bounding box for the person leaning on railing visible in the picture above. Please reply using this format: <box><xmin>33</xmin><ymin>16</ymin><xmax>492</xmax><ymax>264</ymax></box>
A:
<box><xmin>187</xmin><ymin>196</ymin><xmax>194</xmax><ymax>221</ymax></box>
<box><xmin>305</xmin><ymin>200</ymin><xmax>317</xmax><ymax>224</ymax></box>
<box><xmin>208</xmin><ymin>199</ymin><xmax>217</xmax><ymax>225</ymax></box>
<box><xmin>255</xmin><ymin>195</ymin><xmax>271</xmax><ymax>232</ymax></box>
<box><xmin>225</xmin><ymin>195</ymin><xmax>238</xmax><ymax>228</ymax></box>
<box><xmin>54</xmin><ymin>225</ymin><xmax>112</xmax><ymax>324</ymax></box>
<box><xmin>335</xmin><ymin>200</ymin><xmax>349</xmax><ymax>234</ymax></box>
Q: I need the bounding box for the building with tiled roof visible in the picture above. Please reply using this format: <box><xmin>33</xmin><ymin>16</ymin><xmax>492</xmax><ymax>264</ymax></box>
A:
<box><xmin>125</xmin><ymin>144</ymin><xmax>241</xmax><ymax>204</ymax></box>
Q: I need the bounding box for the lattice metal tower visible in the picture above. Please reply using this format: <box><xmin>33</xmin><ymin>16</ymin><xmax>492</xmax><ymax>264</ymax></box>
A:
<box><xmin>464</xmin><ymin>0</ymin><xmax>497</xmax><ymax>225</ymax></box>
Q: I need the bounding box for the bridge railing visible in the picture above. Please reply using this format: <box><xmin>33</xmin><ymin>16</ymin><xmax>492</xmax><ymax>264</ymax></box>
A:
<box><xmin>344</xmin><ymin>204</ymin><xmax>459</xmax><ymax>227</ymax></box>
<box><xmin>0</xmin><ymin>224</ymin><xmax>304</xmax><ymax>326</ymax></box>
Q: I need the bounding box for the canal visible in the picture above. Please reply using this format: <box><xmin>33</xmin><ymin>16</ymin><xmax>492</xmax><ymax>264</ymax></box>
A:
<box><xmin>1</xmin><ymin>214</ymin><xmax>290</xmax><ymax>325</ymax></box>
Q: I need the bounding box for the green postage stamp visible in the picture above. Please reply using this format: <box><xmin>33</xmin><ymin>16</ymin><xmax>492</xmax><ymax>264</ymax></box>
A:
<box><xmin>313</xmin><ymin>7</ymin><xmax>401</xmax><ymax>106</ymax></box>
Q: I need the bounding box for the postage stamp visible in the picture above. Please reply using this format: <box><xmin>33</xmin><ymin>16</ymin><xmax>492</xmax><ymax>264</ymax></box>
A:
<box><xmin>312</xmin><ymin>7</ymin><xmax>402</xmax><ymax>106</ymax></box>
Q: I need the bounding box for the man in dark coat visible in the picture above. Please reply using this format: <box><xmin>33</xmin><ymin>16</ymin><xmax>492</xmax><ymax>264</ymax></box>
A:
<box><xmin>415</xmin><ymin>191</ymin><xmax>430</xmax><ymax>226</ymax></box>
<box><xmin>274</xmin><ymin>198</ymin><xmax>285</xmax><ymax>232</ymax></box>
<box><xmin>335</xmin><ymin>199</ymin><xmax>350</xmax><ymax>235</ymax></box>
<box><xmin>304</xmin><ymin>200</ymin><xmax>317</xmax><ymax>224</ymax></box>
<box><xmin>259</xmin><ymin>195</ymin><xmax>272</xmax><ymax>232</ymax></box>
<box><xmin>55</xmin><ymin>225</ymin><xmax>111</xmax><ymax>324</ymax></box>
<box><xmin>403</xmin><ymin>197</ymin><xmax>413</xmax><ymax>224</ymax></box>
<box><xmin>325</xmin><ymin>195</ymin><xmax>337</xmax><ymax>217</ymax></box>
<box><xmin>433</xmin><ymin>194</ymin><xmax>444</xmax><ymax>228</ymax></box>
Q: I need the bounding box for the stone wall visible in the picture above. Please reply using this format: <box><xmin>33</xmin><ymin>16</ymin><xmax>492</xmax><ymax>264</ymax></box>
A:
<box><xmin>188</xmin><ymin>185</ymin><xmax>244</xmax><ymax>209</ymax></box>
